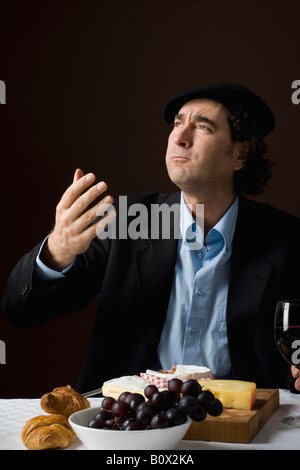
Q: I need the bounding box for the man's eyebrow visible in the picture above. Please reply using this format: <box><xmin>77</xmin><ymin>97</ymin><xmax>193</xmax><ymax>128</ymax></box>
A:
<box><xmin>174</xmin><ymin>113</ymin><xmax>185</xmax><ymax>121</ymax></box>
<box><xmin>174</xmin><ymin>113</ymin><xmax>217</xmax><ymax>129</ymax></box>
<box><xmin>195</xmin><ymin>115</ymin><xmax>217</xmax><ymax>129</ymax></box>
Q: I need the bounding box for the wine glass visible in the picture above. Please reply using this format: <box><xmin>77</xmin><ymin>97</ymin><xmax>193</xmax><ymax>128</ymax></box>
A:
<box><xmin>274</xmin><ymin>300</ymin><xmax>300</xmax><ymax>426</ymax></box>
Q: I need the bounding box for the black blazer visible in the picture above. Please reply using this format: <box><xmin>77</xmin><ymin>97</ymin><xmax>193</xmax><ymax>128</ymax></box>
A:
<box><xmin>2</xmin><ymin>192</ymin><xmax>300</xmax><ymax>392</ymax></box>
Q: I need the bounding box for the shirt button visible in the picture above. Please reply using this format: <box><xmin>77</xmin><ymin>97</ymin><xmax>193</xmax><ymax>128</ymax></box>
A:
<box><xmin>197</xmin><ymin>252</ymin><xmax>203</xmax><ymax>259</ymax></box>
<box><xmin>191</xmin><ymin>327</ymin><xmax>198</xmax><ymax>335</ymax></box>
<box><xmin>196</xmin><ymin>289</ymin><xmax>203</xmax><ymax>296</ymax></box>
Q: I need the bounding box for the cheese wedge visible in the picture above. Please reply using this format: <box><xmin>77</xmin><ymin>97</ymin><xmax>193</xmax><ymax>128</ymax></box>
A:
<box><xmin>174</xmin><ymin>364</ymin><xmax>214</xmax><ymax>380</ymax></box>
<box><xmin>198</xmin><ymin>379</ymin><xmax>256</xmax><ymax>411</ymax></box>
<box><xmin>141</xmin><ymin>365</ymin><xmax>213</xmax><ymax>388</ymax></box>
<box><xmin>102</xmin><ymin>375</ymin><xmax>150</xmax><ymax>400</ymax></box>
<box><xmin>146</xmin><ymin>364</ymin><xmax>213</xmax><ymax>380</ymax></box>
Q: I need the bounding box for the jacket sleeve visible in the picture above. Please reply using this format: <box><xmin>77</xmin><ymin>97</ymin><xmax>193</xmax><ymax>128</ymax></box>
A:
<box><xmin>1</xmin><ymin>237</ymin><xmax>110</xmax><ymax>328</ymax></box>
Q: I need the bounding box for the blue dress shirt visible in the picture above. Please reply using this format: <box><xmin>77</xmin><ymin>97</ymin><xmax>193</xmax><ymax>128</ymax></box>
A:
<box><xmin>157</xmin><ymin>193</ymin><xmax>239</xmax><ymax>378</ymax></box>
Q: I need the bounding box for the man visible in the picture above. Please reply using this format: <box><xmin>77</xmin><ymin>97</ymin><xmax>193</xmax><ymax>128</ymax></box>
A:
<box><xmin>3</xmin><ymin>83</ymin><xmax>300</xmax><ymax>393</ymax></box>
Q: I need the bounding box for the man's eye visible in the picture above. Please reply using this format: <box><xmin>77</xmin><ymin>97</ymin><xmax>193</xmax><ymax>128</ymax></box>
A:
<box><xmin>198</xmin><ymin>124</ymin><xmax>212</xmax><ymax>132</ymax></box>
<box><xmin>173</xmin><ymin>121</ymin><xmax>183</xmax><ymax>128</ymax></box>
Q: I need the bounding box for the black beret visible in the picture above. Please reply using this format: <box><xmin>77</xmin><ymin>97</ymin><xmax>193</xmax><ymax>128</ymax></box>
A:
<box><xmin>163</xmin><ymin>82</ymin><xmax>275</xmax><ymax>137</ymax></box>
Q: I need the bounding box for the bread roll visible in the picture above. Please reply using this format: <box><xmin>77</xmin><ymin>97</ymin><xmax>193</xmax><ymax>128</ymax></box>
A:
<box><xmin>22</xmin><ymin>414</ymin><xmax>76</xmax><ymax>450</ymax></box>
<box><xmin>41</xmin><ymin>385</ymin><xmax>90</xmax><ymax>417</ymax></box>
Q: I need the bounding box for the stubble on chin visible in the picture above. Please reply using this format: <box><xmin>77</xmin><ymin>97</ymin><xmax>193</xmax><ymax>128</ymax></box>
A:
<box><xmin>167</xmin><ymin>166</ymin><xmax>200</xmax><ymax>194</ymax></box>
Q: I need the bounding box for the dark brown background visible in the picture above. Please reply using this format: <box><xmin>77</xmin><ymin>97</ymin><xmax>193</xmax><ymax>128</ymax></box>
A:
<box><xmin>1</xmin><ymin>0</ymin><xmax>299</xmax><ymax>398</ymax></box>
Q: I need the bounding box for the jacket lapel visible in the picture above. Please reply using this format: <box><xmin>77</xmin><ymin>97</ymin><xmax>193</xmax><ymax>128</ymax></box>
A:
<box><xmin>226</xmin><ymin>196</ymin><xmax>276</xmax><ymax>375</ymax></box>
<box><xmin>228</xmin><ymin>197</ymin><xmax>274</xmax><ymax>318</ymax></box>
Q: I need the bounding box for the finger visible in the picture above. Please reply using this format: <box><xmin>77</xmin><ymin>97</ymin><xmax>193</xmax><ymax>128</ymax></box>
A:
<box><xmin>77</xmin><ymin>209</ymin><xmax>117</xmax><ymax>246</ymax></box>
<box><xmin>295</xmin><ymin>377</ymin><xmax>300</xmax><ymax>391</ymax></box>
<box><xmin>291</xmin><ymin>365</ymin><xmax>300</xmax><ymax>378</ymax></box>
<box><xmin>73</xmin><ymin>168</ymin><xmax>84</xmax><ymax>183</ymax></box>
<box><xmin>74</xmin><ymin>195</ymin><xmax>114</xmax><ymax>233</ymax></box>
<box><xmin>67</xmin><ymin>180</ymin><xmax>109</xmax><ymax>222</ymax></box>
<box><xmin>59</xmin><ymin>172</ymin><xmax>97</xmax><ymax>209</ymax></box>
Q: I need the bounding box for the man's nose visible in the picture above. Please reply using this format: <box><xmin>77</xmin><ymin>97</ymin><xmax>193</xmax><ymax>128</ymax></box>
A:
<box><xmin>172</xmin><ymin>126</ymin><xmax>193</xmax><ymax>148</ymax></box>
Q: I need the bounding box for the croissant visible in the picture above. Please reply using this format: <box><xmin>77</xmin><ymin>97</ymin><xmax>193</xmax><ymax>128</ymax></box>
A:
<box><xmin>22</xmin><ymin>414</ymin><xmax>76</xmax><ymax>450</ymax></box>
<box><xmin>40</xmin><ymin>385</ymin><xmax>90</xmax><ymax>417</ymax></box>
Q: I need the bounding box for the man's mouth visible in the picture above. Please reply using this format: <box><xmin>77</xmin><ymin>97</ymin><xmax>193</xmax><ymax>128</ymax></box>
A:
<box><xmin>170</xmin><ymin>155</ymin><xmax>191</xmax><ymax>161</ymax></box>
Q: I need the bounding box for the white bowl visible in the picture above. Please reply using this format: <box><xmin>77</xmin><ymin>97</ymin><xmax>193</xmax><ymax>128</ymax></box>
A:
<box><xmin>69</xmin><ymin>406</ymin><xmax>191</xmax><ymax>450</ymax></box>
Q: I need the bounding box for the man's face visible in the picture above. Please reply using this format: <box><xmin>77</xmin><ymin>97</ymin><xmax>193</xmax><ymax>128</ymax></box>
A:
<box><xmin>165</xmin><ymin>98</ymin><xmax>245</xmax><ymax>197</ymax></box>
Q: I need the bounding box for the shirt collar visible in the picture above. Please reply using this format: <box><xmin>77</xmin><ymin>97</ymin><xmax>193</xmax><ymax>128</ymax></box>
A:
<box><xmin>211</xmin><ymin>194</ymin><xmax>239</xmax><ymax>253</ymax></box>
<box><xmin>180</xmin><ymin>193</ymin><xmax>204</xmax><ymax>250</ymax></box>
<box><xmin>180</xmin><ymin>192</ymin><xmax>239</xmax><ymax>253</ymax></box>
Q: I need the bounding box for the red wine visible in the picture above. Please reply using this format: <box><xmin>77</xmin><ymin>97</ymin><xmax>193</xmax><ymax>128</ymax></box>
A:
<box><xmin>275</xmin><ymin>326</ymin><xmax>300</xmax><ymax>366</ymax></box>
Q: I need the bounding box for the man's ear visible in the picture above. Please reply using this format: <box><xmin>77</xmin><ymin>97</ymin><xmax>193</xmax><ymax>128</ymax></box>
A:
<box><xmin>234</xmin><ymin>141</ymin><xmax>252</xmax><ymax>170</ymax></box>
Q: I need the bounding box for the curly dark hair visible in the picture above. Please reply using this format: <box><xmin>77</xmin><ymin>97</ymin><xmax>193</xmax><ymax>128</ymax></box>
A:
<box><xmin>226</xmin><ymin>107</ymin><xmax>274</xmax><ymax>195</ymax></box>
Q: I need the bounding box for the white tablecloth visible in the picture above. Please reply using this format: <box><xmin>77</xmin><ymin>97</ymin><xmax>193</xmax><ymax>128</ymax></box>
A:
<box><xmin>1</xmin><ymin>390</ymin><xmax>300</xmax><ymax>450</ymax></box>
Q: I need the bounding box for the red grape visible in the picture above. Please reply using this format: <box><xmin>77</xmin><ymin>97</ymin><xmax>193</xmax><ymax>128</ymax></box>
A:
<box><xmin>165</xmin><ymin>407</ymin><xmax>187</xmax><ymax>426</ymax></box>
<box><xmin>111</xmin><ymin>400</ymin><xmax>130</xmax><ymax>419</ymax></box>
<box><xmin>94</xmin><ymin>409</ymin><xmax>111</xmax><ymax>421</ymax></box>
<box><xmin>88</xmin><ymin>418</ymin><xmax>107</xmax><ymax>429</ymax></box>
<box><xmin>197</xmin><ymin>390</ymin><xmax>215</xmax><ymax>408</ymax></box>
<box><xmin>168</xmin><ymin>378</ymin><xmax>183</xmax><ymax>394</ymax></box>
<box><xmin>101</xmin><ymin>396</ymin><xmax>115</xmax><ymax>411</ymax></box>
<box><xmin>123</xmin><ymin>392</ymin><xmax>144</xmax><ymax>406</ymax></box>
<box><xmin>178</xmin><ymin>395</ymin><xmax>199</xmax><ymax>415</ymax></box>
<box><xmin>123</xmin><ymin>420</ymin><xmax>144</xmax><ymax>430</ymax></box>
<box><xmin>121</xmin><ymin>417</ymin><xmax>136</xmax><ymax>430</ymax></box>
<box><xmin>144</xmin><ymin>384</ymin><xmax>158</xmax><ymax>399</ymax></box>
<box><xmin>118</xmin><ymin>391</ymin><xmax>131</xmax><ymax>402</ymax></box>
<box><xmin>180</xmin><ymin>379</ymin><xmax>201</xmax><ymax>397</ymax></box>
<box><xmin>151</xmin><ymin>390</ymin><xmax>175</xmax><ymax>410</ymax></box>
<box><xmin>189</xmin><ymin>404</ymin><xmax>207</xmax><ymax>422</ymax></box>
<box><xmin>136</xmin><ymin>404</ymin><xmax>154</xmax><ymax>426</ymax></box>
<box><xmin>207</xmin><ymin>398</ymin><xmax>223</xmax><ymax>416</ymax></box>
<box><xmin>128</xmin><ymin>394</ymin><xmax>145</xmax><ymax>413</ymax></box>
<box><xmin>150</xmin><ymin>412</ymin><xmax>170</xmax><ymax>429</ymax></box>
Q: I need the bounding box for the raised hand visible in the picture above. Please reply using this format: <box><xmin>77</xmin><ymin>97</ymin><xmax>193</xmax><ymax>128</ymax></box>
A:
<box><xmin>41</xmin><ymin>169</ymin><xmax>116</xmax><ymax>271</ymax></box>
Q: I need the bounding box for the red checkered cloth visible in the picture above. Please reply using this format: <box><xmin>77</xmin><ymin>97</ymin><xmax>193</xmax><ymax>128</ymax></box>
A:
<box><xmin>140</xmin><ymin>366</ymin><xmax>213</xmax><ymax>389</ymax></box>
<box><xmin>140</xmin><ymin>373</ymin><xmax>169</xmax><ymax>389</ymax></box>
